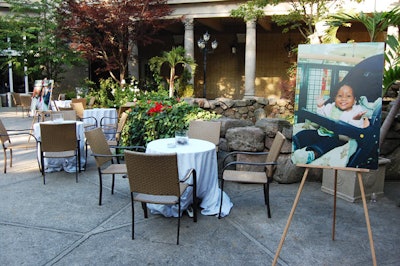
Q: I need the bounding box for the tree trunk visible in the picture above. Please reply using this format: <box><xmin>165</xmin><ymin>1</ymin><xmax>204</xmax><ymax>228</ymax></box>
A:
<box><xmin>380</xmin><ymin>94</ymin><xmax>400</xmax><ymax>147</ymax></box>
<box><xmin>169</xmin><ymin>67</ymin><xmax>175</xmax><ymax>98</ymax></box>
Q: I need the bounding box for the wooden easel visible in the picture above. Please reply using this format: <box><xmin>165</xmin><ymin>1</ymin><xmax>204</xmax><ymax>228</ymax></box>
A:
<box><xmin>272</xmin><ymin>164</ymin><xmax>376</xmax><ymax>266</ymax></box>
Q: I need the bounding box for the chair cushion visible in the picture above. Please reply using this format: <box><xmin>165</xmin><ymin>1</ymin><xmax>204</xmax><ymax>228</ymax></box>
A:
<box><xmin>223</xmin><ymin>170</ymin><xmax>268</xmax><ymax>184</ymax></box>
<box><xmin>107</xmin><ymin>140</ymin><xmax>118</xmax><ymax>146</ymax></box>
<box><xmin>133</xmin><ymin>193</ymin><xmax>179</xmax><ymax>204</ymax></box>
<box><xmin>44</xmin><ymin>151</ymin><xmax>76</xmax><ymax>158</ymax></box>
<box><xmin>101</xmin><ymin>163</ymin><xmax>127</xmax><ymax>175</ymax></box>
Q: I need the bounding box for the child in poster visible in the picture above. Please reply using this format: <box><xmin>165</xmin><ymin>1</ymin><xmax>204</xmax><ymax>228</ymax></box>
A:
<box><xmin>291</xmin><ymin>44</ymin><xmax>384</xmax><ymax>169</ymax></box>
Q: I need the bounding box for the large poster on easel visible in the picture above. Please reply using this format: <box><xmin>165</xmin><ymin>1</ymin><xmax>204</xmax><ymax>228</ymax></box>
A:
<box><xmin>291</xmin><ymin>43</ymin><xmax>385</xmax><ymax>170</ymax></box>
<box><xmin>30</xmin><ymin>78</ymin><xmax>54</xmax><ymax>114</ymax></box>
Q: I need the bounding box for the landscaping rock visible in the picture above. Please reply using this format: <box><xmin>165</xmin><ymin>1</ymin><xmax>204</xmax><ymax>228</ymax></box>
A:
<box><xmin>255</xmin><ymin>118</ymin><xmax>291</xmax><ymax>137</ymax></box>
<box><xmin>219</xmin><ymin>117</ymin><xmax>253</xmax><ymax>137</ymax></box>
<box><xmin>225</xmin><ymin>126</ymin><xmax>265</xmax><ymax>152</ymax></box>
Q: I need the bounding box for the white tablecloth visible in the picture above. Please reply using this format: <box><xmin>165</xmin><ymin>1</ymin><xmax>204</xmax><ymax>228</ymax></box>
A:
<box><xmin>33</xmin><ymin>121</ymin><xmax>85</xmax><ymax>173</ymax></box>
<box><xmin>146</xmin><ymin>138</ymin><xmax>233</xmax><ymax>217</ymax></box>
<box><xmin>84</xmin><ymin>108</ymin><xmax>117</xmax><ymax>139</ymax></box>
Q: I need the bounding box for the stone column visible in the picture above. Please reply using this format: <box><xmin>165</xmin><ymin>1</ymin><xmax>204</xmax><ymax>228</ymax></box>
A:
<box><xmin>244</xmin><ymin>19</ymin><xmax>256</xmax><ymax>99</ymax></box>
<box><xmin>184</xmin><ymin>18</ymin><xmax>195</xmax><ymax>84</ymax></box>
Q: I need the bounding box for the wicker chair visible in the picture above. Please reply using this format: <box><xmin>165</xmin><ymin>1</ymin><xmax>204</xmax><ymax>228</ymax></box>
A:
<box><xmin>84</xmin><ymin>128</ymin><xmax>145</xmax><ymax>205</ymax></box>
<box><xmin>101</xmin><ymin>112</ymin><xmax>129</xmax><ymax>146</ymax></box>
<box><xmin>124</xmin><ymin>150</ymin><xmax>197</xmax><ymax>245</ymax></box>
<box><xmin>0</xmin><ymin>118</ymin><xmax>39</xmax><ymax>173</ymax></box>
<box><xmin>11</xmin><ymin>92</ymin><xmax>23</xmax><ymax>116</ymax></box>
<box><xmin>20</xmin><ymin>95</ymin><xmax>32</xmax><ymax>117</ymax></box>
<box><xmin>87</xmin><ymin>97</ymin><xmax>96</xmax><ymax>109</ymax></box>
<box><xmin>71</xmin><ymin>98</ymin><xmax>87</xmax><ymax>109</ymax></box>
<box><xmin>39</xmin><ymin>122</ymin><xmax>80</xmax><ymax>184</ymax></box>
<box><xmin>219</xmin><ymin>131</ymin><xmax>286</xmax><ymax>220</ymax></box>
<box><xmin>70</xmin><ymin>102</ymin><xmax>97</xmax><ymax>130</ymax></box>
<box><xmin>188</xmin><ymin>120</ymin><xmax>221</xmax><ymax>151</ymax></box>
<box><xmin>50</xmin><ymin>110</ymin><xmax>77</xmax><ymax>121</ymax></box>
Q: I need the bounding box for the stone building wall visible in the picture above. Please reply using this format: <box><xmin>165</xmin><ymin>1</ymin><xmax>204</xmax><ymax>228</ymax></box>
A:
<box><xmin>185</xmin><ymin>96</ymin><xmax>294</xmax><ymax>123</ymax></box>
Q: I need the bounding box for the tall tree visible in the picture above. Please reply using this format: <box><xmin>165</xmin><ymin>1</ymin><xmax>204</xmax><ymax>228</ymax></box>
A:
<box><xmin>0</xmin><ymin>0</ymin><xmax>83</xmax><ymax>83</ymax></box>
<box><xmin>231</xmin><ymin>0</ymin><xmax>362</xmax><ymax>43</ymax></box>
<box><xmin>58</xmin><ymin>0</ymin><xmax>173</xmax><ymax>85</ymax></box>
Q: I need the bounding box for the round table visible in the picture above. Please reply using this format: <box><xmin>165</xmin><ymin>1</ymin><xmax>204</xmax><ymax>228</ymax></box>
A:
<box><xmin>83</xmin><ymin>108</ymin><xmax>117</xmax><ymax>140</ymax></box>
<box><xmin>146</xmin><ymin>138</ymin><xmax>233</xmax><ymax>217</ymax></box>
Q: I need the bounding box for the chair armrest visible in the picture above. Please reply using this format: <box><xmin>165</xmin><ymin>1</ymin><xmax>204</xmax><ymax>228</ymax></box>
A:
<box><xmin>3</xmin><ymin>132</ymin><xmax>39</xmax><ymax>142</ymax></box>
<box><xmin>100</xmin><ymin>116</ymin><xmax>118</xmax><ymax>126</ymax></box>
<box><xmin>109</xmin><ymin>145</ymin><xmax>146</xmax><ymax>152</ymax></box>
<box><xmin>90</xmin><ymin>152</ymin><xmax>125</xmax><ymax>158</ymax></box>
<box><xmin>222</xmin><ymin>160</ymin><xmax>277</xmax><ymax>173</ymax></box>
<box><xmin>81</xmin><ymin>116</ymin><xmax>98</xmax><ymax>127</ymax></box>
<box><xmin>181</xmin><ymin>168</ymin><xmax>196</xmax><ymax>184</ymax></box>
<box><xmin>7</xmin><ymin>128</ymin><xmax>32</xmax><ymax>132</ymax></box>
<box><xmin>222</xmin><ymin>151</ymin><xmax>269</xmax><ymax>167</ymax></box>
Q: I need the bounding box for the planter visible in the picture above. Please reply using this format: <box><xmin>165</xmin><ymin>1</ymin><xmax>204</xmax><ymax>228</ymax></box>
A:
<box><xmin>321</xmin><ymin>157</ymin><xmax>391</xmax><ymax>202</ymax></box>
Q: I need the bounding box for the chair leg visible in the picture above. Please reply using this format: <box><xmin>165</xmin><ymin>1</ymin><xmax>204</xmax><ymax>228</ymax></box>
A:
<box><xmin>9</xmin><ymin>148</ymin><xmax>13</xmax><ymax>168</ymax></box>
<box><xmin>84</xmin><ymin>139</ymin><xmax>88</xmax><ymax>170</ymax></box>
<box><xmin>141</xmin><ymin>202</ymin><xmax>148</xmax><ymax>218</ymax></box>
<box><xmin>218</xmin><ymin>179</ymin><xmax>225</xmax><ymax>219</ymax></box>
<box><xmin>41</xmin><ymin>152</ymin><xmax>45</xmax><ymax>185</ymax></box>
<box><xmin>264</xmin><ymin>183</ymin><xmax>271</xmax><ymax>219</ymax></box>
<box><xmin>111</xmin><ymin>174</ymin><xmax>115</xmax><ymax>194</ymax></box>
<box><xmin>77</xmin><ymin>142</ymin><xmax>81</xmax><ymax>173</ymax></box>
<box><xmin>192</xmin><ymin>170</ymin><xmax>197</xmax><ymax>223</ymax></box>
<box><xmin>3</xmin><ymin>149</ymin><xmax>7</xmax><ymax>173</ymax></box>
<box><xmin>98</xmin><ymin>169</ymin><xmax>103</xmax><ymax>205</ymax></box>
<box><xmin>177</xmin><ymin>201</ymin><xmax>181</xmax><ymax>245</ymax></box>
<box><xmin>75</xmin><ymin>152</ymin><xmax>78</xmax><ymax>183</ymax></box>
<box><xmin>131</xmin><ymin>193</ymin><xmax>135</xmax><ymax>240</ymax></box>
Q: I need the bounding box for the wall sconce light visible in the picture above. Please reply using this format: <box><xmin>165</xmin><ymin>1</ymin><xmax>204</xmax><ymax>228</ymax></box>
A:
<box><xmin>284</xmin><ymin>38</ymin><xmax>295</xmax><ymax>57</ymax></box>
<box><xmin>231</xmin><ymin>45</ymin><xmax>237</xmax><ymax>54</ymax></box>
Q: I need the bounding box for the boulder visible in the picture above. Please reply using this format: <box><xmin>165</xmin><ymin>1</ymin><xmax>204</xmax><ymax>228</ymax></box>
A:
<box><xmin>219</xmin><ymin>117</ymin><xmax>253</xmax><ymax>137</ymax></box>
<box><xmin>255</xmin><ymin>118</ymin><xmax>291</xmax><ymax>137</ymax></box>
<box><xmin>225</xmin><ymin>126</ymin><xmax>265</xmax><ymax>152</ymax></box>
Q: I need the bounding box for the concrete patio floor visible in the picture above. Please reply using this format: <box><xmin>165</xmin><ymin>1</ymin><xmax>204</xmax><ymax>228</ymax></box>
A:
<box><xmin>0</xmin><ymin>107</ymin><xmax>399</xmax><ymax>266</ymax></box>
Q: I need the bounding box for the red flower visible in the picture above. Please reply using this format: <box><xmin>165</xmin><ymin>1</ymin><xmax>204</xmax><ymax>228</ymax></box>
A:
<box><xmin>147</xmin><ymin>102</ymin><xmax>164</xmax><ymax>115</ymax></box>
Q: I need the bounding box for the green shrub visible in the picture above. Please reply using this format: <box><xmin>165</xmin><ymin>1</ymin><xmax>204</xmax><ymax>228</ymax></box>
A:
<box><xmin>86</xmin><ymin>77</ymin><xmax>139</xmax><ymax>108</ymax></box>
<box><xmin>121</xmin><ymin>90</ymin><xmax>220</xmax><ymax>147</ymax></box>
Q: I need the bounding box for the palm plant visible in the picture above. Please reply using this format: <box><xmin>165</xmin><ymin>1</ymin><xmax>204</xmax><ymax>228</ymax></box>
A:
<box><xmin>329</xmin><ymin>6</ymin><xmax>400</xmax><ymax>146</ymax></box>
<box><xmin>149</xmin><ymin>46</ymin><xmax>196</xmax><ymax>98</ymax></box>
<box><xmin>330</xmin><ymin>6</ymin><xmax>400</xmax><ymax>42</ymax></box>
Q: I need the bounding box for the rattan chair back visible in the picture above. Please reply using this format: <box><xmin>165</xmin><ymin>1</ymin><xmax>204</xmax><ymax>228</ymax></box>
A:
<box><xmin>0</xmin><ymin>119</ymin><xmax>10</xmax><ymax>144</ymax></box>
<box><xmin>40</xmin><ymin>123</ymin><xmax>77</xmax><ymax>152</ymax></box>
<box><xmin>12</xmin><ymin>93</ymin><xmax>22</xmax><ymax>115</ymax></box>
<box><xmin>20</xmin><ymin>95</ymin><xmax>32</xmax><ymax>116</ymax></box>
<box><xmin>87</xmin><ymin>97</ymin><xmax>95</xmax><ymax>109</ymax></box>
<box><xmin>115</xmin><ymin>112</ymin><xmax>129</xmax><ymax>141</ymax></box>
<box><xmin>84</xmin><ymin>128</ymin><xmax>113</xmax><ymax>167</ymax></box>
<box><xmin>39</xmin><ymin>122</ymin><xmax>79</xmax><ymax>184</ymax></box>
<box><xmin>188</xmin><ymin>120</ymin><xmax>221</xmax><ymax>148</ymax></box>
<box><xmin>71</xmin><ymin>98</ymin><xmax>87</xmax><ymax>109</ymax></box>
<box><xmin>125</xmin><ymin>151</ymin><xmax>180</xmax><ymax>197</ymax></box>
<box><xmin>70</xmin><ymin>102</ymin><xmax>85</xmax><ymax>119</ymax></box>
<box><xmin>50</xmin><ymin>110</ymin><xmax>77</xmax><ymax>121</ymax></box>
<box><xmin>265</xmin><ymin>131</ymin><xmax>285</xmax><ymax>178</ymax></box>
